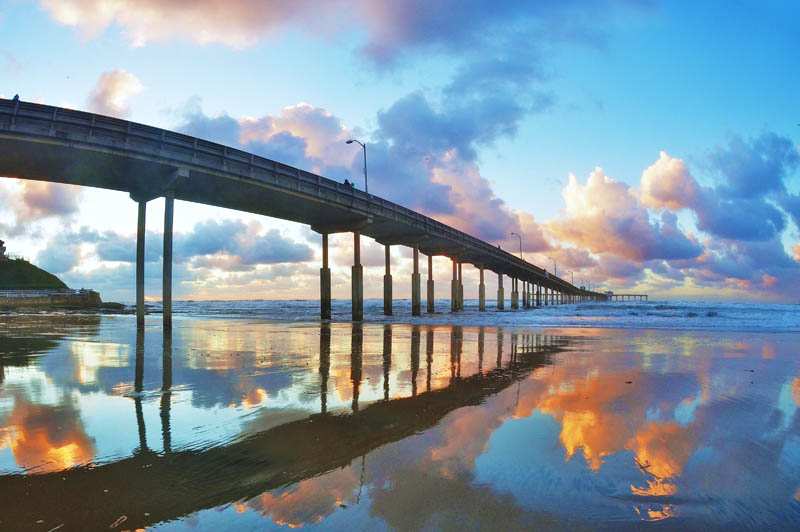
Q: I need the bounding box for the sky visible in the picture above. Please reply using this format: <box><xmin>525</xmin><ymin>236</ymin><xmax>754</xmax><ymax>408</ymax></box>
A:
<box><xmin>0</xmin><ymin>0</ymin><xmax>799</xmax><ymax>303</ymax></box>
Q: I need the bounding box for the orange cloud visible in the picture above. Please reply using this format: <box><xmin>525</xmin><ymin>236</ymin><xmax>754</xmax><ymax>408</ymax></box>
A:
<box><xmin>1</xmin><ymin>398</ymin><xmax>95</xmax><ymax>473</ymax></box>
<box><xmin>246</xmin><ymin>466</ymin><xmax>359</xmax><ymax>527</ymax></box>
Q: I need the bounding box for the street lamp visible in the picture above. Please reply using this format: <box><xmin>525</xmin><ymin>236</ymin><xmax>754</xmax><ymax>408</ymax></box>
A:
<box><xmin>509</xmin><ymin>232</ymin><xmax>523</xmax><ymax>261</ymax></box>
<box><xmin>547</xmin><ymin>256</ymin><xmax>557</xmax><ymax>277</ymax></box>
<box><xmin>346</xmin><ymin>139</ymin><xmax>368</xmax><ymax>194</ymax></box>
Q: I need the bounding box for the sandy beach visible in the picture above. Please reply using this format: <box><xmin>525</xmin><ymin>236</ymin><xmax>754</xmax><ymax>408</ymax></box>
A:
<box><xmin>1</xmin><ymin>308</ymin><xmax>799</xmax><ymax>530</ymax></box>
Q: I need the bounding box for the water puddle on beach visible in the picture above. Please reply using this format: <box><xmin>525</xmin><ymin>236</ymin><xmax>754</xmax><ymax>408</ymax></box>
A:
<box><xmin>1</xmin><ymin>314</ymin><xmax>800</xmax><ymax>530</ymax></box>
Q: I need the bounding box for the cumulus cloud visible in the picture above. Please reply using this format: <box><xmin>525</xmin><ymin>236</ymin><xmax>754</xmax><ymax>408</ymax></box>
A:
<box><xmin>39</xmin><ymin>0</ymin><xmax>640</xmax><ymax>63</ymax></box>
<box><xmin>0</xmin><ymin>180</ymin><xmax>82</xmax><ymax>237</ymax></box>
<box><xmin>794</xmin><ymin>244</ymin><xmax>800</xmax><ymax>263</ymax></box>
<box><xmin>640</xmin><ymin>151</ymin><xmax>699</xmax><ymax>211</ymax></box>
<box><xmin>548</xmin><ymin>168</ymin><xmax>701</xmax><ymax>262</ymax></box>
<box><xmin>86</xmin><ymin>69</ymin><xmax>143</xmax><ymax>117</ymax></box>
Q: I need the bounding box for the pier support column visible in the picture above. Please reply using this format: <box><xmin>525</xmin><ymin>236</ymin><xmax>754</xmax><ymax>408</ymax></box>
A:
<box><xmin>136</xmin><ymin>201</ymin><xmax>146</xmax><ymax>329</ymax></box>
<box><xmin>383</xmin><ymin>245</ymin><xmax>392</xmax><ymax>316</ymax></box>
<box><xmin>511</xmin><ymin>278</ymin><xmax>519</xmax><ymax>310</ymax></box>
<box><xmin>522</xmin><ymin>281</ymin><xmax>528</xmax><ymax>309</ymax></box>
<box><xmin>478</xmin><ymin>268</ymin><xmax>486</xmax><ymax>311</ymax></box>
<box><xmin>536</xmin><ymin>284</ymin><xmax>541</xmax><ymax>307</ymax></box>
<box><xmin>162</xmin><ymin>195</ymin><xmax>173</xmax><ymax>330</ymax></box>
<box><xmin>458</xmin><ymin>262</ymin><xmax>464</xmax><ymax>311</ymax></box>
<box><xmin>426</xmin><ymin>255</ymin><xmax>435</xmax><ymax>313</ymax></box>
<box><xmin>411</xmin><ymin>247</ymin><xmax>421</xmax><ymax>316</ymax></box>
<box><xmin>544</xmin><ymin>287</ymin><xmax>549</xmax><ymax>306</ymax></box>
<box><xmin>320</xmin><ymin>234</ymin><xmax>331</xmax><ymax>320</ymax></box>
<box><xmin>450</xmin><ymin>259</ymin><xmax>458</xmax><ymax>312</ymax></box>
<box><xmin>497</xmin><ymin>273</ymin><xmax>505</xmax><ymax>310</ymax></box>
<box><xmin>352</xmin><ymin>232</ymin><xmax>363</xmax><ymax>322</ymax></box>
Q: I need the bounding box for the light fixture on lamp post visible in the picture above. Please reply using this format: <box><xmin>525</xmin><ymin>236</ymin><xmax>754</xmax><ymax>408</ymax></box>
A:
<box><xmin>345</xmin><ymin>139</ymin><xmax>368</xmax><ymax>194</ymax></box>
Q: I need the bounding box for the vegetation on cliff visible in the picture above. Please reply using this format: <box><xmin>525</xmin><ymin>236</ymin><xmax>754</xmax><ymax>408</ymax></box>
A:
<box><xmin>0</xmin><ymin>259</ymin><xmax>68</xmax><ymax>290</ymax></box>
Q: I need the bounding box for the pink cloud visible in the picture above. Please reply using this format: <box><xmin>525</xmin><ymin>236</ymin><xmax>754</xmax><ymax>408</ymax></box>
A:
<box><xmin>548</xmin><ymin>168</ymin><xmax>700</xmax><ymax>262</ymax></box>
<box><xmin>640</xmin><ymin>151</ymin><xmax>699</xmax><ymax>211</ymax></box>
<box><xmin>86</xmin><ymin>69</ymin><xmax>143</xmax><ymax>117</ymax></box>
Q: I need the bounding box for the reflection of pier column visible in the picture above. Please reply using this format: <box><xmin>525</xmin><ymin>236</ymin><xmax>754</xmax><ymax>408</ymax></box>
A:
<box><xmin>382</xmin><ymin>325</ymin><xmax>392</xmax><ymax>401</ymax></box>
<box><xmin>426</xmin><ymin>327</ymin><xmax>434</xmax><ymax>392</ymax></box>
<box><xmin>383</xmin><ymin>245</ymin><xmax>392</xmax><ymax>316</ymax></box>
<box><xmin>478</xmin><ymin>326</ymin><xmax>485</xmax><ymax>373</ymax></box>
<box><xmin>450</xmin><ymin>327</ymin><xmax>463</xmax><ymax>382</ymax></box>
<box><xmin>162</xmin><ymin>194</ymin><xmax>174</xmax><ymax>330</ymax></box>
<box><xmin>352</xmin><ymin>232</ymin><xmax>363</xmax><ymax>322</ymax></box>
<box><xmin>136</xmin><ymin>201</ymin><xmax>147</xmax><ymax>329</ymax></box>
<box><xmin>160</xmin><ymin>330</ymin><xmax>173</xmax><ymax>453</ymax></box>
<box><xmin>351</xmin><ymin>323</ymin><xmax>363</xmax><ymax>412</ymax></box>
<box><xmin>320</xmin><ymin>234</ymin><xmax>331</xmax><ymax>320</ymax></box>
<box><xmin>319</xmin><ymin>324</ymin><xmax>331</xmax><ymax>414</ymax></box>
<box><xmin>411</xmin><ymin>247</ymin><xmax>421</xmax><ymax>316</ymax></box>
<box><xmin>134</xmin><ymin>329</ymin><xmax>148</xmax><ymax>452</ymax></box>
<box><xmin>497</xmin><ymin>273</ymin><xmax>505</xmax><ymax>310</ymax></box>
<box><xmin>426</xmin><ymin>255</ymin><xmax>435</xmax><ymax>314</ymax></box>
<box><xmin>410</xmin><ymin>326</ymin><xmax>420</xmax><ymax>397</ymax></box>
<box><xmin>496</xmin><ymin>329</ymin><xmax>504</xmax><ymax>368</ymax></box>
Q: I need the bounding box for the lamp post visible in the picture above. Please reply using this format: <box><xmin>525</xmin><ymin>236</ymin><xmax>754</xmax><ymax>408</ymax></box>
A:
<box><xmin>346</xmin><ymin>139</ymin><xmax>368</xmax><ymax>194</ymax></box>
<box><xmin>509</xmin><ymin>232</ymin><xmax>523</xmax><ymax>261</ymax></box>
<box><xmin>547</xmin><ymin>256</ymin><xmax>557</xmax><ymax>277</ymax></box>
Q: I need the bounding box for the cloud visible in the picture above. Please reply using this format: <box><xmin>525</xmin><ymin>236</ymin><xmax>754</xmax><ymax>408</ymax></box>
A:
<box><xmin>39</xmin><ymin>0</ymin><xmax>641</xmax><ymax>63</ymax></box>
<box><xmin>86</xmin><ymin>69</ymin><xmax>143</xmax><ymax>117</ymax></box>
<box><xmin>0</xmin><ymin>180</ymin><xmax>82</xmax><ymax>237</ymax></box>
<box><xmin>640</xmin><ymin>151</ymin><xmax>699</xmax><ymax>211</ymax></box>
<box><xmin>794</xmin><ymin>244</ymin><xmax>800</xmax><ymax>263</ymax></box>
<box><xmin>548</xmin><ymin>168</ymin><xmax>701</xmax><ymax>262</ymax></box>
<box><xmin>709</xmin><ymin>132</ymin><xmax>799</xmax><ymax>198</ymax></box>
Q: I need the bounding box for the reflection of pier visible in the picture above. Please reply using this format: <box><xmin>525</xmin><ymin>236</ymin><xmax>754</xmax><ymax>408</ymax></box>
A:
<box><xmin>0</xmin><ymin>325</ymin><xmax>566</xmax><ymax>531</ymax></box>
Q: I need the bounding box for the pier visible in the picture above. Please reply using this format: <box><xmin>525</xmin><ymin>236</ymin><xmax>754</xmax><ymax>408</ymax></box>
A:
<box><xmin>0</xmin><ymin>98</ymin><xmax>611</xmax><ymax>327</ymax></box>
<box><xmin>609</xmin><ymin>294</ymin><xmax>649</xmax><ymax>302</ymax></box>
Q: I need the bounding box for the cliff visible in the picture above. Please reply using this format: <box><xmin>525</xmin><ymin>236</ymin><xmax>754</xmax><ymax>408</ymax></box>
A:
<box><xmin>0</xmin><ymin>258</ymin><xmax>68</xmax><ymax>290</ymax></box>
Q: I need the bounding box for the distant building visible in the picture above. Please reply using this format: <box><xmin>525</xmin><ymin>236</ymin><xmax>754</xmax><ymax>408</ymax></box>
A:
<box><xmin>0</xmin><ymin>239</ymin><xmax>7</xmax><ymax>261</ymax></box>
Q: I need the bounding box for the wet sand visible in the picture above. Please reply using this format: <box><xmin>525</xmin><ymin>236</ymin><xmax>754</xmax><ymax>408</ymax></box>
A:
<box><xmin>1</xmin><ymin>314</ymin><xmax>799</xmax><ymax>530</ymax></box>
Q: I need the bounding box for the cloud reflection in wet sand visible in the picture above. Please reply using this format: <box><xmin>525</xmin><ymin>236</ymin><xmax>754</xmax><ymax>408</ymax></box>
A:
<box><xmin>1</xmin><ymin>316</ymin><xmax>799</xmax><ymax>529</ymax></box>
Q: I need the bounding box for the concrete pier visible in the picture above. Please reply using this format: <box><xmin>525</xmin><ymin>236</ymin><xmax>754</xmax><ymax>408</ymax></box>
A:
<box><xmin>426</xmin><ymin>255</ymin><xmax>434</xmax><ymax>313</ymax></box>
<box><xmin>478</xmin><ymin>268</ymin><xmax>486</xmax><ymax>311</ymax></box>
<box><xmin>451</xmin><ymin>259</ymin><xmax>458</xmax><ymax>312</ymax></box>
<box><xmin>352</xmin><ymin>232</ymin><xmax>363</xmax><ymax>322</ymax></box>
<box><xmin>320</xmin><ymin>234</ymin><xmax>331</xmax><ymax>320</ymax></box>
<box><xmin>497</xmin><ymin>273</ymin><xmax>505</xmax><ymax>310</ymax></box>
<box><xmin>411</xmin><ymin>247</ymin><xmax>421</xmax><ymax>316</ymax></box>
<box><xmin>511</xmin><ymin>278</ymin><xmax>519</xmax><ymax>310</ymax></box>
<box><xmin>536</xmin><ymin>284</ymin><xmax>541</xmax><ymax>307</ymax></box>
<box><xmin>136</xmin><ymin>201</ymin><xmax>146</xmax><ymax>329</ymax></box>
<box><xmin>522</xmin><ymin>281</ymin><xmax>528</xmax><ymax>309</ymax></box>
<box><xmin>457</xmin><ymin>262</ymin><xmax>464</xmax><ymax>311</ymax></box>
<box><xmin>162</xmin><ymin>195</ymin><xmax>173</xmax><ymax>330</ymax></box>
<box><xmin>0</xmin><ymin>99</ymin><xmax>615</xmax><ymax>321</ymax></box>
<box><xmin>383</xmin><ymin>245</ymin><xmax>392</xmax><ymax>316</ymax></box>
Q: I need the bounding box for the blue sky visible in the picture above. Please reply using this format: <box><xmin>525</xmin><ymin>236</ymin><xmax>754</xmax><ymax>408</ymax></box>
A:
<box><xmin>0</xmin><ymin>0</ymin><xmax>799</xmax><ymax>302</ymax></box>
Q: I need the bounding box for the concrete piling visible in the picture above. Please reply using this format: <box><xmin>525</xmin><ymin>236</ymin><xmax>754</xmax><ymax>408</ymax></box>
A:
<box><xmin>352</xmin><ymin>232</ymin><xmax>363</xmax><ymax>322</ymax></box>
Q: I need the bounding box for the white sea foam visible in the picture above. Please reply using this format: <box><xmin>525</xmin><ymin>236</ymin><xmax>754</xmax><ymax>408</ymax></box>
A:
<box><xmin>156</xmin><ymin>299</ymin><xmax>800</xmax><ymax>332</ymax></box>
